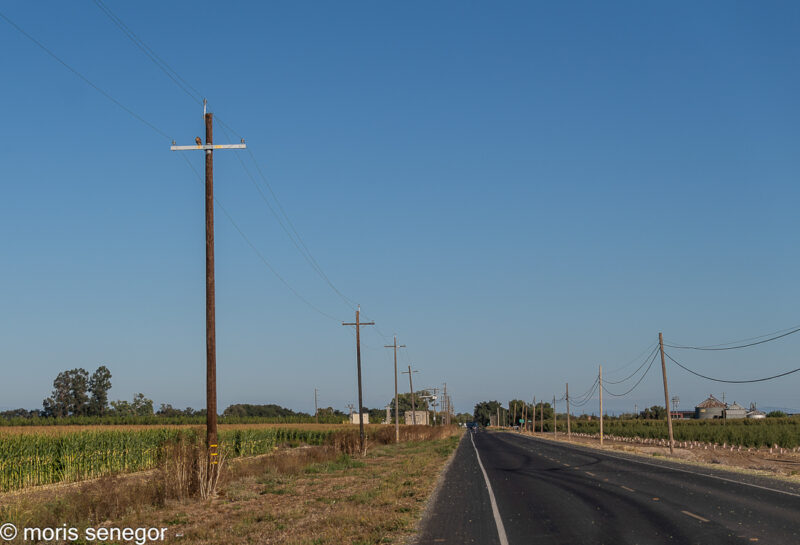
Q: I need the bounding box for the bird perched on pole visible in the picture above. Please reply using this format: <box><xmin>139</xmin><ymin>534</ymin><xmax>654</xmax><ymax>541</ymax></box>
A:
<box><xmin>195</xmin><ymin>136</ymin><xmax>202</xmax><ymax>146</ymax></box>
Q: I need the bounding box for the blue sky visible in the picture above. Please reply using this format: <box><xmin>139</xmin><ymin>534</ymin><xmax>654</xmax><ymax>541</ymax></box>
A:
<box><xmin>2</xmin><ymin>1</ymin><xmax>799</xmax><ymax>416</ymax></box>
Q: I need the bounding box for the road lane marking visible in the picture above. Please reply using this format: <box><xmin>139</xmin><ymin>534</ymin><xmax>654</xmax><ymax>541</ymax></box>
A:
<box><xmin>515</xmin><ymin>435</ymin><xmax>800</xmax><ymax>499</ymax></box>
<box><xmin>470</xmin><ymin>433</ymin><xmax>510</xmax><ymax>545</ymax></box>
<box><xmin>621</xmin><ymin>486</ymin><xmax>635</xmax><ymax>492</ymax></box>
<box><xmin>562</xmin><ymin>463</ymin><xmax>570</xmax><ymax>467</ymax></box>
<box><xmin>652</xmin><ymin>497</ymin><xmax>660</xmax><ymax>501</ymax></box>
<box><xmin>585</xmin><ymin>471</ymin><xmax>595</xmax><ymax>476</ymax></box>
<box><xmin>681</xmin><ymin>510</ymin><xmax>710</xmax><ymax>523</ymax></box>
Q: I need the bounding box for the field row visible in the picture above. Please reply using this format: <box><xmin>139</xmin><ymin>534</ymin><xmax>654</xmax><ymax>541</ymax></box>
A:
<box><xmin>0</xmin><ymin>427</ymin><xmax>336</xmax><ymax>492</ymax></box>
<box><xmin>530</xmin><ymin>417</ymin><xmax>800</xmax><ymax>448</ymax></box>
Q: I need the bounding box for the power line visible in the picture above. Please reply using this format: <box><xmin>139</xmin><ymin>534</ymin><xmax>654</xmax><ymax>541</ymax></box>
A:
<box><xmin>0</xmin><ymin>10</ymin><xmax>171</xmax><ymax>140</ymax></box>
<box><xmin>601</xmin><ymin>348</ymin><xmax>659</xmax><ymax>397</ymax></box>
<box><xmin>179</xmin><ymin>155</ymin><xmax>341</xmax><ymax>322</ymax></box>
<box><xmin>90</xmin><ymin>1</ymin><xmax>362</xmax><ymax>315</ymax></box>
<box><xmin>664</xmin><ymin>351</ymin><xmax>800</xmax><ymax>384</ymax></box>
<box><xmin>604</xmin><ymin>341</ymin><xmax>658</xmax><ymax>376</ymax></box>
<box><xmin>604</xmin><ymin>345</ymin><xmax>659</xmax><ymax>384</ymax></box>
<box><xmin>664</xmin><ymin>325</ymin><xmax>800</xmax><ymax>351</ymax></box>
<box><xmin>92</xmin><ymin>0</ymin><xmax>204</xmax><ymax>105</ymax></box>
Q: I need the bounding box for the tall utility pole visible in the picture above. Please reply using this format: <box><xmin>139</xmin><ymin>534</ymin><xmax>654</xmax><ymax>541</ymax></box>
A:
<box><xmin>443</xmin><ymin>383</ymin><xmax>449</xmax><ymax>425</ymax></box>
<box><xmin>442</xmin><ymin>383</ymin><xmax>447</xmax><ymax>425</ymax></box>
<box><xmin>314</xmin><ymin>388</ymin><xmax>319</xmax><ymax>424</ymax></box>
<box><xmin>342</xmin><ymin>307</ymin><xmax>375</xmax><ymax>454</ymax></box>
<box><xmin>566</xmin><ymin>383</ymin><xmax>571</xmax><ymax>440</ymax></box>
<box><xmin>171</xmin><ymin>100</ymin><xmax>246</xmax><ymax>483</ymax></box>
<box><xmin>599</xmin><ymin>365</ymin><xmax>604</xmax><ymax>446</ymax></box>
<box><xmin>553</xmin><ymin>395</ymin><xmax>557</xmax><ymax>438</ymax></box>
<box><xmin>402</xmin><ymin>365</ymin><xmax>419</xmax><ymax>425</ymax></box>
<box><xmin>540</xmin><ymin>399</ymin><xmax>544</xmax><ymax>433</ymax></box>
<box><xmin>659</xmin><ymin>332</ymin><xmax>675</xmax><ymax>454</ymax></box>
<box><xmin>384</xmin><ymin>336</ymin><xmax>405</xmax><ymax>443</ymax></box>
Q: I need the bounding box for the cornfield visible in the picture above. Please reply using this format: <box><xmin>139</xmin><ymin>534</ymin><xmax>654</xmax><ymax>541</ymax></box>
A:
<box><xmin>0</xmin><ymin>426</ymin><xmax>336</xmax><ymax>492</ymax></box>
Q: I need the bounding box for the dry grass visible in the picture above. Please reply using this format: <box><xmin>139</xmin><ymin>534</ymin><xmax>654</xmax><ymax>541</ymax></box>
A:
<box><xmin>0</xmin><ymin>426</ymin><xmax>462</xmax><ymax>545</ymax></box>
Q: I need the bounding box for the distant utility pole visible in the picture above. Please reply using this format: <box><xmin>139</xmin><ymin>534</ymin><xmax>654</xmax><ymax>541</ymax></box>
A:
<box><xmin>443</xmin><ymin>383</ymin><xmax>449</xmax><ymax>425</ymax></box>
<box><xmin>342</xmin><ymin>307</ymin><xmax>375</xmax><ymax>455</ymax></box>
<box><xmin>659</xmin><ymin>332</ymin><xmax>675</xmax><ymax>454</ymax></box>
<box><xmin>512</xmin><ymin>402</ymin><xmax>517</xmax><ymax>430</ymax></box>
<box><xmin>171</xmin><ymin>100</ymin><xmax>246</xmax><ymax>484</ymax></box>
<box><xmin>314</xmin><ymin>388</ymin><xmax>319</xmax><ymax>424</ymax></box>
<box><xmin>540</xmin><ymin>399</ymin><xmax>544</xmax><ymax>433</ymax></box>
<box><xmin>402</xmin><ymin>365</ymin><xmax>419</xmax><ymax>425</ymax></box>
<box><xmin>384</xmin><ymin>336</ymin><xmax>405</xmax><ymax>443</ymax></box>
<box><xmin>599</xmin><ymin>365</ymin><xmax>604</xmax><ymax>446</ymax></box>
<box><xmin>496</xmin><ymin>406</ymin><xmax>500</xmax><ymax>428</ymax></box>
<box><xmin>553</xmin><ymin>395</ymin><xmax>557</xmax><ymax>438</ymax></box>
<box><xmin>566</xmin><ymin>383</ymin><xmax>571</xmax><ymax>440</ymax></box>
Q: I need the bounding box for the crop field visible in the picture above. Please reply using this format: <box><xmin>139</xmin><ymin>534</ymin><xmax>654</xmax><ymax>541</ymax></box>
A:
<box><xmin>0</xmin><ymin>424</ymin><xmax>352</xmax><ymax>492</ymax></box>
<box><xmin>547</xmin><ymin>417</ymin><xmax>800</xmax><ymax>448</ymax></box>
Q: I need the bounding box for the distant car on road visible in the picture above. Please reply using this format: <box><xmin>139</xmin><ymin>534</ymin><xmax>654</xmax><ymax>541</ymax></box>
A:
<box><xmin>466</xmin><ymin>422</ymin><xmax>479</xmax><ymax>431</ymax></box>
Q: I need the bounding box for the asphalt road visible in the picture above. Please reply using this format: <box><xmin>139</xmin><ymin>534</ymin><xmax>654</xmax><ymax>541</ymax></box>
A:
<box><xmin>415</xmin><ymin>430</ymin><xmax>800</xmax><ymax>544</ymax></box>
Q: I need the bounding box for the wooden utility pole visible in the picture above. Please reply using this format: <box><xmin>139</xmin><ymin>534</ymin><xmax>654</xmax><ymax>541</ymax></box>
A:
<box><xmin>512</xmin><ymin>403</ymin><xmax>517</xmax><ymax>429</ymax></box>
<box><xmin>402</xmin><ymin>365</ymin><xmax>418</xmax><ymax>425</ymax></box>
<box><xmin>314</xmin><ymin>388</ymin><xmax>319</xmax><ymax>424</ymax></box>
<box><xmin>443</xmin><ymin>383</ymin><xmax>449</xmax><ymax>425</ymax></box>
<box><xmin>659</xmin><ymin>332</ymin><xmax>675</xmax><ymax>454</ymax></box>
<box><xmin>384</xmin><ymin>336</ymin><xmax>405</xmax><ymax>443</ymax></box>
<box><xmin>496</xmin><ymin>406</ymin><xmax>500</xmax><ymax>428</ymax></box>
<box><xmin>540</xmin><ymin>399</ymin><xmax>544</xmax><ymax>433</ymax></box>
<box><xmin>553</xmin><ymin>394</ymin><xmax>559</xmax><ymax>437</ymax></box>
<box><xmin>599</xmin><ymin>365</ymin><xmax>604</xmax><ymax>446</ymax></box>
<box><xmin>342</xmin><ymin>307</ymin><xmax>375</xmax><ymax>454</ymax></box>
<box><xmin>566</xmin><ymin>383</ymin><xmax>571</xmax><ymax>440</ymax></box>
<box><xmin>170</xmin><ymin>100</ymin><xmax>246</xmax><ymax>485</ymax></box>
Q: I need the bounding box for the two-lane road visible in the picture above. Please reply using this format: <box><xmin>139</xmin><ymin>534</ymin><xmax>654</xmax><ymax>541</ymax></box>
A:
<box><xmin>415</xmin><ymin>431</ymin><xmax>800</xmax><ymax>544</ymax></box>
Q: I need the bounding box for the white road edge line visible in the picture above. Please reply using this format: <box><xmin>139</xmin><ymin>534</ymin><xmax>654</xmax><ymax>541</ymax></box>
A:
<box><xmin>517</xmin><ymin>435</ymin><xmax>800</xmax><ymax>499</ymax></box>
<box><xmin>681</xmin><ymin>510</ymin><xmax>710</xmax><ymax>523</ymax></box>
<box><xmin>470</xmin><ymin>432</ymin><xmax>510</xmax><ymax>545</ymax></box>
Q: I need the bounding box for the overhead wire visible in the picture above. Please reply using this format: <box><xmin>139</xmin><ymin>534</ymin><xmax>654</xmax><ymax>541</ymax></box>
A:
<box><xmin>601</xmin><ymin>349</ymin><xmax>659</xmax><ymax>397</ymax></box>
<box><xmin>0</xmin><ymin>10</ymin><xmax>171</xmax><ymax>140</ymax></box>
<box><xmin>664</xmin><ymin>324</ymin><xmax>800</xmax><ymax>351</ymax></box>
<box><xmin>604</xmin><ymin>341</ymin><xmax>659</xmax><ymax>376</ymax></box>
<box><xmin>92</xmin><ymin>0</ymin><xmax>204</xmax><ymax>105</ymax></box>
<box><xmin>664</xmin><ymin>351</ymin><xmax>800</xmax><ymax>384</ymax></box>
<box><xmin>91</xmin><ymin>0</ymin><xmax>397</xmax><ymax>339</ymax></box>
<box><xmin>179</xmin><ymin>155</ymin><xmax>341</xmax><ymax>322</ymax></box>
<box><xmin>604</xmin><ymin>345</ymin><xmax>659</xmax><ymax>385</ymax></box>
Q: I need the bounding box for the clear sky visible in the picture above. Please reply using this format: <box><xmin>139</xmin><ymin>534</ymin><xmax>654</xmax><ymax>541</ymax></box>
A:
<box><xmin>2</xmin><ymin>1</ymin><xmax>799</xmax><ymax>416</ymax></box>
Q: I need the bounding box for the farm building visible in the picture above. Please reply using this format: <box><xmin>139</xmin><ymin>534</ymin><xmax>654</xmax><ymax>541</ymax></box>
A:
<box><xmin>404</xmin><ymin>410</ymin><xmax>429</xmax><ymax>425</ymax></box>
<box><xmin>348</xmin><ymin>413</ymin><xmax>369</xmax><ymax>425</ymax></box>
<box><xmin>746</xmin><ymin>402</ymin><xmax>766</xmax><ymax>419</ymax></box>
<box><xmin>724</xmin><ymin>402</ymin><xmax>747</xmax><ymax>419</ymax></box>
<box><xmin>695</xmin><ymin>395</ymin><xmax>726</xmax><ymax>419</ymax></box>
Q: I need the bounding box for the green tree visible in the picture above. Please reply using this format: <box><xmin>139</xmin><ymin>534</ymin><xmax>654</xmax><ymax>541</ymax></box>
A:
<box><xmin>473</xmin><ymin>400</ymin><xmax>503</xmax><ymax>426</ymax></box>
<box><xmin>640</xmin><ymin>405</ymin><xmax>666</xmax><ymax>420</ymax></box>
<box><xmin>42</xmin><ymin>368</ymin><xmax>90</xmax><ymax>417</ymax></box>
<box><xmin>88</xmin><ymin>365</ymin><xmax>112</xmax><ymax>416</ymax></box>
<box><xmin>767</xmin><ymin>410</ymin><xmax>787</xmax><ymax>418</ymax></box>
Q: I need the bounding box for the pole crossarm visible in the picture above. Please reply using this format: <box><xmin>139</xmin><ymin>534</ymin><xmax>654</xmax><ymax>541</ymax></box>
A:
<box><xmin>343</xmin><ymin>321</ymin><xmax>375</xmax><ymax>326</ymax></box>
<box><xmin>171</xmin><ymin>143</ymin><xmax>246</xmax><ymax>151</ymax></box>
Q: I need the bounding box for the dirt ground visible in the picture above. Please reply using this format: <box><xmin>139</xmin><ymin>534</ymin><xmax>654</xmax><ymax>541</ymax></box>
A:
<box><xmin>519</xmin><ymin>431</ymin><xmax>800</xmax><ymax>482</ymax></box>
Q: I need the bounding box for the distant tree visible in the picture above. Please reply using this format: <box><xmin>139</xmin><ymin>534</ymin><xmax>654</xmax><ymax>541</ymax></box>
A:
<box><xmin>454</xmin><ymin>412</ymin><xmax>473</xmax><ymax>424</ymax></box>
<box><xmin>110</xmin><ymin>393</ymin><xmax>154</xmax><ymax>416</ymax></box>
<box><xmin>767</xmin><ymin>410</ymin><xmax>787</xmax><ymax>418</ymax></box>
<box><xmin>0</xmin><ymin>408</ymin><xmax>40</xmax><ymax>419</ymax></box>
<box><xmin>131</xmin><ymin>393</ymin><xmax>154</xmax><ymax>416</ymax></box>
<box><xmin>222</xmin><ymin>404</ymin><xmax>309</xmax><ymax>418</ymax></box>
<box><xmin>156</xmin><ymin>403</ymin><xmax>192</xmax><ymax>417</ymax></box>
<box><xmin>316</xmin><ymin>407</ymin><xmax>346</xmax><ymax>419</ymax></box>
<box><xmin>640</xmin><ymin>405</ymin><xmax>666</xmax><ymax>420</ymax></box>
<box><xmin>388</xmin><ymin>393</ymin><xmax>429</xmax><ymax>415</ymax></box>
<box><xmin>88</xmin><ymin>366</ymin><xmax>112</xmax><ymax>416</ymax></box>
<box><xmin>473</xmin><ymin>400</ymin><xmax>503</xmax><ymax>426</ymax></box>
<box><xmin>42</xmin><ymin>368</ymin><xmax>90</xmax><ymax>417</ymax></box>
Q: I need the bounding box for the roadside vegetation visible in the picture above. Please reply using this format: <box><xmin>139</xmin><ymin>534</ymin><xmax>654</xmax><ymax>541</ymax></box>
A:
<box><xmin>0</xmin><ymin>426</ymin><xmax>462</xmax><ymax>545</ymax></box>
<box><xmin>523</xmin><ymin>416</ymin><xmax>800</xmax><ymax>448</ymax></box>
